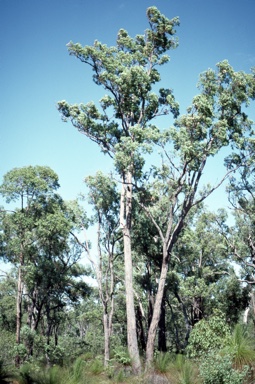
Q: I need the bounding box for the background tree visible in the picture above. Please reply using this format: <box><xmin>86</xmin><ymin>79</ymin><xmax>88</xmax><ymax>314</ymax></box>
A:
<box><xmin>71</xmin><ymin>172</ymin><xmax>122</xmax><ymax>366</ymax></box>
<box><xmin>0</xmin><ymin>166</ymin><xmax>59</xmax><ymax>365</ymax></box>
<box><xmin>0</xmin><ymin>166</ymin><xmax>89</xmax><ymax>365</ymax></box>
<box><xmin>137</xmin><ymin>60</ymin><xmax>255</xmax><ymax>365</ymax></box>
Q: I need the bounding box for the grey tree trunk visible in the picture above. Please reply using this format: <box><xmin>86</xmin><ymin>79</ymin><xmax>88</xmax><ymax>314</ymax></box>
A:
<box><xmin>146</xmin><ymin>247</ymin><xmax>168</xmax><ymax>367</ymax></box>
<box><xmin>120</xmin><ymin>172</ymin><xmax>141</xmax><ymax>374</ymax></box>
<box><xmin>103</xmin><ymin>313</ymin><xmax>110</xmax><ymax>365</ymax></box>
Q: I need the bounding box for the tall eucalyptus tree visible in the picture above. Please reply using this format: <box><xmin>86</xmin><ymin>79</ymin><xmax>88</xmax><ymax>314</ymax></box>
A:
<box><xmin>58</xmin><ymin>7</ymin><xmax>179</xmax><ymax>373</ymax></box>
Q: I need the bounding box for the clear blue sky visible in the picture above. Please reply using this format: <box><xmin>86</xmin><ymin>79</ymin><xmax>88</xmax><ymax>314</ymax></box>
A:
<box><xmin>1</xmin><ymin>0</ymin><xmax>255</xmax><ymax>209</ymax></box>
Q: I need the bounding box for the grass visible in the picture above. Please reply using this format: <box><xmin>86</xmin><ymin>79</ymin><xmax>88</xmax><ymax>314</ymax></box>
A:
<box><xmin>11</xmin><ymin>347</ymin><xmax>255</xmax><ymax>384</ymax></box>
<box><xmin>0</xmin><ymin>359</ymin><xmax>15</xmax><ymax>383</ymax></box>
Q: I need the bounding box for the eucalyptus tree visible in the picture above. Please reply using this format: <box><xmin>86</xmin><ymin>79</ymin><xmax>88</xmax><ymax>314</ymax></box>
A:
<box><xmin>219</xmin><ymin>146</ymin><xmax>255</xmax><ymax>323</ymax></box>
<box><xmin>166</xmin><ymin>208</ymin><xmax>250</xmax><ymax>351</ymax></box>
<box><xmin>137</xmin><ymin>60</ymin><xmax>255</xmax><ymax>364</ymax></box>
<box><xmin>0</xmin><ymin>166</ymin><xmax>89</xmax><ymax>364</ymax></box>
<box><xmin>58</xmin><ymin>6</ymin><xmax>179</xmax><ymax>373</ymax></box>
<box><xmin>70</xmin><ymin>172</ymin><xmax>121</xmax><ymax>366</ymax></box>
<box><xmin>0</xmin><ymin>166</ymin><xmax>59</xmax><ymax>364</ymax></box>
<box><xmin>225</xmin><ymin>143</ymin><xmax>255</xmax><ymax>282</ymax></box>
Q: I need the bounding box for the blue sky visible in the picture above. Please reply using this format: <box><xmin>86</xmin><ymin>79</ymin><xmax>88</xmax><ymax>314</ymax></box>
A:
<box><xmin>1</xmin><ymin>0</ymin><xmax>255</xmax><ymax>210</ymax></box>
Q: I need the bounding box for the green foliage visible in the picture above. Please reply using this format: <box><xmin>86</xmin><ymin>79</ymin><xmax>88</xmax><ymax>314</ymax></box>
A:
<box><xmin>87</xmin><ymin>357</ymin><xmax>104</xmax><ymax>375</ymax></box>
<box><xmin>58</xmin><ymin>6</ymin><xmax>180</xmax><ymax>177</ymax></box>
<box><xmin>199</xmin><ymin>353</ymin><xmax>249</xmax><ymax>384</ymax></box>
<box><xmin>0</xmin><ymin>274</ymin><xmax>16</xmax><ymax>332</ymax></box>
<box><xmin>0</xmin><ymin>165</ymin><xmax>59</xmax><ymax>206</ymax></box>
<box><xmin>223</xmin><ymin>323</ymin><xmax>255</xmax><ymax>369</ymax></box>
<box><xmin>19</xmin><ymin>363</ymin><xmax>36</xmax><ymax>384</ymax></box>
<box><xmin>174</xmin><ymin>355</ymin><xmax>197</xmax><ymax>384</ymax></box>
<box><xmin>19</xmin><ymin>363</ymin><xmax>68</xmax><ymax>384</ymax></box>
<box><xmin>112</xmin><ymin>347</ymin><xmax>131</xmax><ymax>366</ymax></box>
<box><xmin>217</xmin><ymin>277</ymin><xmax>250</xmax><ymax>326</ymax></box>
<box><xmin>154</xmin><ymin>352</ymin><xmax>172</xmax><ymax>373</ymax></box>
<box><xmin>0</xmin><ymin>359</ymin><xmax>15</xmax><ymax>383</ymax></box>
<box><xmin>187</xmin><ymin>310</ymin><xmax>231</xmax><ymax>358</ymax></box>
<box><xmin>0</xmin><ymin>329</ymin><xmax>15</xmax><ymax>365</ymax></box>
<box><xmin>67</xmin><ymin>358</ymin><xmax>86</xmax><ymax>384</ymax></box>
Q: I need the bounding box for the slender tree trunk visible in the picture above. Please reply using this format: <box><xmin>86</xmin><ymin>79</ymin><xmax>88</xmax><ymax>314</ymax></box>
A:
<box><xmin>148</xmin><ymin>291</ymin><xmax>154</xmax><ymax>329</ymax></box>
<box><xmin>174</xmin><ymin>291</ymin><xmax>192</xmax><ymax>349</ymax></box>
<box><xmin>15</xmin><ymin>256</ymin><xmax>24</xmax><ymax>367</ymax></box>
<box><xmin>136</xmin><ymin>305</ymin><xmax>146</xmax><ymax>351</ymax></box>
<box><xmin>158</xmin><ymin>292</ymin><xmax>167</xmax><ymax>352</ymax></box>
<box><xmin>192</xmin><ymin>296</ymin><xmax>203</xmax><ymax>325</ymax></box>
<box><xmin>103</xmin><ymin>312</ymin><xmax>110</xmax><ymax>366</ymax></box>
<box><xmin>146</xmin><ymin>247</ymin><xmax>168</xmax><ymax>367</ymax></box>
<box><xmin>120</xmin><ymin>172</ymin><xmax>141</xmax><ymax>374</ymax></box>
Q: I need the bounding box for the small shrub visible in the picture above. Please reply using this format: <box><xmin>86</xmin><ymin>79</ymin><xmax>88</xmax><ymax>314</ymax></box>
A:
<box><xmin>0</xmin><ymin>330</ymin><xmax>15</xmax><ymax>366</ymax></box>
<box><xmin>187</xmin><ymin>310</ymin><xmax>231</xmax><ymax>358</ymax></box>
<box><xmin>113</xmin><ymin>347</ymin><xmax>131</xmax><ymax>366</ymax></box>
<box><xmin>199</xmin><ymin>353</ymin><xmax>249</xmax><ymax>384</ymax></box>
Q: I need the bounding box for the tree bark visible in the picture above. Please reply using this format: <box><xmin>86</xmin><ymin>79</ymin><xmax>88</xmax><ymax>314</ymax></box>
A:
<box><xmin>15</xmin><ymin>256</ymin><xmax>24</xmax><ymax>367</ymax></box>
<box><xmin>158</xmin><ymin>292</ymin><xmax>167</xmax><ymax>352</ymax></box>
<box><xmin>120</xmin><ymin>172</ymin><xmax>141</xmax><ymax>374</ymax></box>
<box><xmin>146</xmin><ymin>246</ymin><xmax>168</xmax><ymax>367</ymax></box>
<box><xmin>103</xmin><ymin>312</ymin><xmax>110</xmax><ymax>366</ymax></box>
<box><xmin>136</xmin><ymin>305</ymin><xmax>146</xmax><ymax>351</ymax></box>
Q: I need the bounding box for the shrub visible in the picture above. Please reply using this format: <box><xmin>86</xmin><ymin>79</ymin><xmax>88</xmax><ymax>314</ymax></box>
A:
<box><xmin>112</xmin><ymin>346</ymin><xmax>131</xmax><ymax>366</ymax></box>
<box><xmin>0</xmin><ymin>330</ymin><xmax>15</xmax><ymax>365</ymax></box>
<box><xmin>187</xmin><ymin>310</ymin><xmax>231</xmax><ymax>358</ymax></box>
<box><xmin>199</xmin><ymin>353</ymin><xmax>249</xmax><ymax>384</ymax></box>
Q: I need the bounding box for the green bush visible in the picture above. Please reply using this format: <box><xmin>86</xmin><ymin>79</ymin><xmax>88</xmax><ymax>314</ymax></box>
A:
<box><xmin>187</xmin><ymin>310</ymin><xmax>231</xmax><ymax>358</ymax></box>
<box><xmin>199</xmin><ymin>353</ymin><xmax>249</xmax><ymax>384</ymax></box>
<box><xmin>0</xmin><ymin>330</ymin><xmax>15</xmax><ymax>365</ymax></box>
<box><xmin>112</xmin><ymin>346</ymin><xmax>131</xmax><ymax>366</ymax></box>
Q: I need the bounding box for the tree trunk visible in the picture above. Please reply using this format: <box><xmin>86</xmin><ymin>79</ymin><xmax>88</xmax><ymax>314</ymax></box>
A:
<box><xmin>15</xmin><ymin>258</ymin><xmax>24</xmax><ymax>367</ymax></box>
<box><xmin>136</xmin><ymin>305</ymin><xmax>146</xmax><ymax>351</ymax></box>
<box><xmin>146</xmin><ymin>248</ymin><xmax>168</xmax><ymax>367</ymax></box>
<box><xmin>120</xmin><ymin>172</ymin><xmax>141</xmax><ymax>374</ymax></box>
<box><xmin>192</xmin><ymin>296</ymin><xmax>203</xmax><ymax>325</ymax></box>
<box><xmin>103</xmin><ymin>312</ymin><xmax>110</xmax><ymax>366</ymax></box>
<box><xmin>158</xmin><ymin>292</ymin><xmax>167</xmax><ymax>352</ymax></box>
